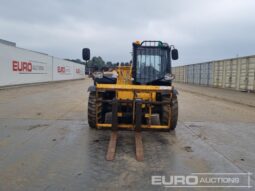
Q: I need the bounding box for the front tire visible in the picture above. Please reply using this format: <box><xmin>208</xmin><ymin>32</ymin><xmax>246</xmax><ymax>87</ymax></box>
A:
<box><xmin>162</xmin><ymin>94</ymin><xmax>178</xmax><ymax>130</ymax></box>
<box><xmin>88</xmin><ymin>92</ymin><xmax>102</xmax><ymax>128</ymax></box>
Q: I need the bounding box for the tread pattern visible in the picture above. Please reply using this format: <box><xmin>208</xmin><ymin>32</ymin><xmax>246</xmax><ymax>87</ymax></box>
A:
<box><xmin>162</xmin><ymin>94</ymin><xmax>178</xmax><ymax>130</ymax></box>
<box><xmin>88</xmin><ymin>92</ymin><xmax>102</xmax><ymax>128</ymax></box>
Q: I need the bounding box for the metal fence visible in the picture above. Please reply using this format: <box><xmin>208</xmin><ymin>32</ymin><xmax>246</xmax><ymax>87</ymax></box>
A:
<box><xmin>172</xmin><ymin>55</ymin><xmax>255</xmax><ymax>92</ymax></box>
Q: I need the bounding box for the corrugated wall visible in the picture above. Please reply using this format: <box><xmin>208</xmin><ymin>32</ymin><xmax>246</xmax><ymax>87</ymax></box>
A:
<box><xmin>172</xmin><ymin>55</ymin><xmax>255</xmax><ymax>92</ymax></box>
<box><xmin>200</xmin><ymin>62</ymin><xmax>213</xmax><ymax>86</ymax></box>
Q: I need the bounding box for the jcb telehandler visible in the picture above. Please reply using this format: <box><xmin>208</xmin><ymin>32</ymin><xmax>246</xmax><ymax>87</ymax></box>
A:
<box><xmin>82</xmin><ymin>41</ymin><xmax>179</xmax><ymax>161</ymax></box>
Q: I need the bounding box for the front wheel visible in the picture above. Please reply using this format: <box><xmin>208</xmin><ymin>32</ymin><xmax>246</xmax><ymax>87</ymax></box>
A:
<box><xmin>87</xmin><ymin>92</ymin><xmax>102</xmax><ymax>128</ymax></box>
<box><xmin>162</xmin><ymin>94</ymin><xmax>178</xmax><ymax>130</ymax></box>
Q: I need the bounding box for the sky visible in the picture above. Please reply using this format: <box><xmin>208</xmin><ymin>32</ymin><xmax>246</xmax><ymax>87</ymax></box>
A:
<box><xmin>0</xmin><ymin>0</ymin><xmax>255</xmax><ymax>66</ymax></box>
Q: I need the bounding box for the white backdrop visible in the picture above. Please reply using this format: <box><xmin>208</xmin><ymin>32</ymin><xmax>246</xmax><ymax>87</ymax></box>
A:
<box><xmin>53</xmin><ymin>58</ymin><xmax>74</xmax><ymax>81</ymax></box>
<box><xmin>0</xmin><ymin>43</ymin><xmax>85</xmax><ymax>87</ymax></box>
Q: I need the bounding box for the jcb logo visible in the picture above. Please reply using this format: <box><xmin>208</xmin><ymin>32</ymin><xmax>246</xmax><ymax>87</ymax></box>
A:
<box><xmin>12</xmin><ymin>60</ymin><xmax>32</xmax><ymax>72</ymax></box>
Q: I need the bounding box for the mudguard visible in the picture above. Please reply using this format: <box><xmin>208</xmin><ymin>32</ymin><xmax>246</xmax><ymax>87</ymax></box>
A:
<box><xmin>161</xmin><ymin>87</ymin><xmax>179</xmax><ymax>96</ymax></box>
<box><xmin>87</xmin><ymin>85</ymin><xmax>96</xmax><ymax>92</ymax></box>
<box><xmin>173</xmin><ymin>88</ymin><xmax>179</xmax><ymax>95</ymax></box>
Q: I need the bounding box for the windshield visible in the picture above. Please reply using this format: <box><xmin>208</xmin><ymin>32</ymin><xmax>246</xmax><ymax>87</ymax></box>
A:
<box><xmin>136</xmin><ymin>47</ymin><xmax>168</xmax><ymax>84</ymax></box>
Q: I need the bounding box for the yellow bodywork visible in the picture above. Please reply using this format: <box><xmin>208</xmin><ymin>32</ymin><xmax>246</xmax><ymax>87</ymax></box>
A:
<box><xmin>99</xmin><ymin>65</ymin><xmax>172</xmax><ymax>100</ymax></box>
<box><xmin>96</xmin><ymin>65</ymin><xmax>173</xmax><ymax>130</ymax></box>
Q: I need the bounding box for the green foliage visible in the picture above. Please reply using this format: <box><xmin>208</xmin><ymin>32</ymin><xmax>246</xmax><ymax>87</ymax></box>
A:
<box><xmin>66</xmin><ymin>57</ymin><xmax>118</xmax><ymax>71</ymax></box>
<box><xmin>86</xmin><ymin>56</ymin><xmax>105</xmax><ymax>69</ymax></box>
<box><xmin>106</xmin><ymin>61</ymin><xmax>113</xmax><ymax>67</ymax></box>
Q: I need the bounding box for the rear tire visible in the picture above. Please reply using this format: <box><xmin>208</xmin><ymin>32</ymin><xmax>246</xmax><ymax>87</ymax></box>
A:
<box><xmin>88</xmin><ymin>92</ymin><xmax>102</xmax><ymax>128</ymax></box>
<box><xmin>162</xmin><ymin>94</ymin><xmax>178</xmax><ymax>130</ymax></box>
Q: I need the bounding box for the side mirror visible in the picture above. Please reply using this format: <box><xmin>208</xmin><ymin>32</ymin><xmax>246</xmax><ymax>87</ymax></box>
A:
<box><xmin>82</xmin><ymin>48</ymin><xmax>90</xmax><ymax>61</ymax></box>
<box><xmin>171</xmin><ymin>49</ymin><xmax>179</xmax><ymax>60</ymax></box>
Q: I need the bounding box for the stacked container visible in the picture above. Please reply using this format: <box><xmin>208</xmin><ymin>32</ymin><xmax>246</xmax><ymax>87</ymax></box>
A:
<box><xmin>172</xmin><ymin>55</ymin><xmax>255</xmax><ymax>92</ymax></box>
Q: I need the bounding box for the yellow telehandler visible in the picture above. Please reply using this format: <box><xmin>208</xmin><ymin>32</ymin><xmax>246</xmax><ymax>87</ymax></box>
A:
<box><xmin>82</xmin><ymin>41</ymin><xmax>179</xmax><ymax>161</ymax></box>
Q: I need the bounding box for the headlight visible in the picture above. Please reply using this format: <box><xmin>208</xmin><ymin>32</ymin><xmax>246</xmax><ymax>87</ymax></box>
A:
<box><xmin>93</xmin><ymin>72</ymin><xmax>103</xmax><ymax>79</ymax></box>
<box><xmin>164</xmin><ymin>73</ymin><xmax>175</xmax><ymax>80</ymax></box>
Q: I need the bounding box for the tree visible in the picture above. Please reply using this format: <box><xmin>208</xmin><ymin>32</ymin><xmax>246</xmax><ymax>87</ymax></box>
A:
<box><xmin>86</xmin><ymin>56</ymin><xmax>105</xmax><ymax>69</ymax></box>
<box><xmin>106</xmin><ymin>61</ymin><xmax>113</xmax><ymax>67</ymax></box>
<box><xmin>65</xmin><ymin>56</ymin><xmax>113</xmax><ymax>71</ymax></box>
